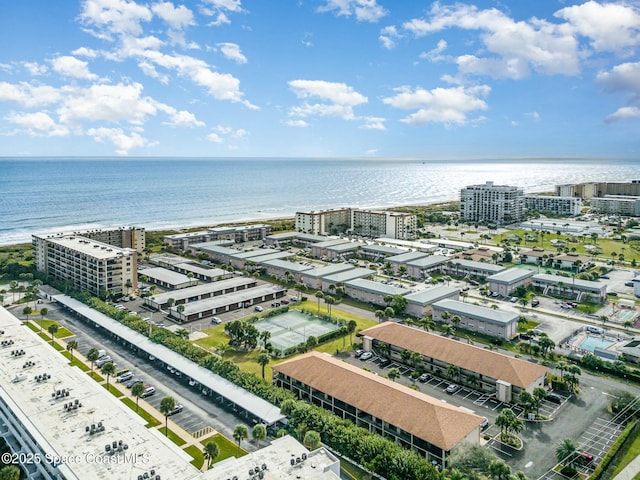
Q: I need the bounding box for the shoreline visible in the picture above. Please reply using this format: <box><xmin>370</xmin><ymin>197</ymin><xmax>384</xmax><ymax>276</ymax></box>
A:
<box><xmin>0</xmin><ymin>199</ymin><xmax>460</xmax><ymax>248</ymax></box>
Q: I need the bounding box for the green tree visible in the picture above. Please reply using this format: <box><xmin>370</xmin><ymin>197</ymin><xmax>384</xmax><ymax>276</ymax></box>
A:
<box><xmin>175</xmin><ymin>328</ymin><xmax>189</xmax><ymax>340</ymax></box>
<box><xmin>387</xmin><ymin>368</ymin><xmax>400</xmax><ymax>382</ymax></box>
<box><xmin>203</xmin><ymin>440</ymin><xmax>219</xmax><ymax>469</ymax></box>
<box><xmin>347</xmin><ymin>320</ymin><xmax>357</xmax><ymax>345</ymax></box>
<box><xmin>555</xmin><ymin>438</ymin><xmax>578</xmax><ymax>468</ymax></box>
<box><xmin>233</xmin><ymin>424</ymin><xmax>248</xmax><ymax>455</ymax></box>
<box><xmin>519</xmin><ymin>391</ymin><xmax>534</xmax><ymax>414</ymax></box>
<box><xmin>39</xmin><ymin>307</ymin><xmax>48</xmax><ymax>328</ymax></box>
<box><xmin>257</xmin><ymin>351</ymin><xmax>271</xmax><ymax>380</ymax></box>
<box><xmin>131</xmin><ymin>382</ymin><xmax>145</xmax><ymax>413</ymax></box>
<box><xmin>303</xmin><ymin>430</ymin><xmax>321</xmax><ymax>450</ymax></box>
<box><xmin>22</xmin><ymin>305</ymin><xmax>33</xmax><ymax>321</ymax></box>
<box><xmin>159</xmin><ymin>396</ymin><xmax>176</xmax><ymax>436</ymax></box>
<box><xmin>315</xmin><ymin>291</ymin><xmax>324</xmax><ymax>314</ymax></box>
<box><xmin>447</xmin><ymin>363</ymin><xmax>460</xmax><ymax>382</ymax></box>
<box><xmin>451</xmin><ymin>315</ymin><xmax>461</xmax><ymax>329</ymax></box>
<box><xmin>489</xmin><ymin>460</ymin><xmax>512</xmax><ymax>480</ymax></box>
<box><xmin>0</xmin><ymin>465</ymin><xmax>21</xmax><ymax>480</ymax></box>
<box><xmin>375</xmin><ymin>309</ymin><xmax>385</xmax><ymax>322</ymax></box>
<box><xmin>47</xmin><ymin>323</ymin><xmax>59</xmax><ymax>344</ymax></box>
<box><xmin>420</xmin><ymin>316</ymin><xmax>435</xmax><ymax>331</ymax></box>
<box><xmin>66</xmin><ymin>339</ymin><xmax>78</xmax><ymax>360</ymax></box>
<box><xmin>252</xmin><ymin>423</ymin><xmax>267</xmax><ymax>448</ymax></box>
<box><xmin>442</xmin><ymin>324</ymin><xmax>456</xmax><ymax>337</ymax></box>
<box><xmin>259</xmin><ymin>330</ymin><xmax>271</xmax><ymax>349</ymax></box>
<box><xmin>101</xmin><ymin>362</ymin><xmax>116</xmax><ymax>393</ymax></box>
<box><xmin>538</xmin><ymin>334</ymin><xmax>555</xmax><ymax>356</ymax></box>
<box><xmin>384</xmin><ymin>306</ymin><xmax>395</xmax><ymax>319</ymax></box>
<box><xmin>87</xmin><ymin>348</ymin><xmax>99</xmax><ymax>374</ymax></box>
<box><xmin>391</xmin><ymin>294</ymin><xmax>408</xmax><ymax>315</ymax></box>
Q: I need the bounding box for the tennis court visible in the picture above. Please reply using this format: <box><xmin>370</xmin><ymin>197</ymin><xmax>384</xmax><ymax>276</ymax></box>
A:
<box><xmin>253</xmin><ymin>311</ymin><xmax>341</xmax><ymax>352</ymax></box>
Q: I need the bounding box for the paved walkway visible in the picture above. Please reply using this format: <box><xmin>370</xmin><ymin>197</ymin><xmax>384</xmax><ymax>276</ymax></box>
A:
<box><xmin>31</xmin><ymin>320</ymin><xmax>214</xmax><ymax>471</ymax></box>
<box><xmin>612</xmin><ymin>455</ymin><xmax>640</xmax><ymax>480</ymax></box>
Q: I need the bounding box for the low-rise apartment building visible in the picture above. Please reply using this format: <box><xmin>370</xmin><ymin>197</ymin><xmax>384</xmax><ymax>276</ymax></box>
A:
<box><xmin>273</xmin><ymin>351</ymin><xmax>483</xmax><ymax>466</ymax></box>
<box><xmin>32</xmin><ymin>234</ymin><xmax>137</xmax><ymax>297</ymax></box>
<box><xmin>432</xmin><ymin>299</ymin><xmax>519</xmax><ymax>339</ymax></box>
<box><xmin>486</xmin><ymin>268</ymin><xmax>534</xmax><ymax>296</ymax></box>
<box><xmin>532</xmin><ymin>273</ymin><xmax>607</xmax><ymax>302</ymax></box>
<box><xmin>343</xmin><ymin>278</ymin><xmax>409</xmax><ymax>306</ymax></box>
<box><xmin>359</xmin><ymin>322</ymin><xmax>549</xmax><ymax>402</ymax></box>
<box><xmin>404</xmin><ymin>286</ymin><xmax>459</xmax><ymax>317</ymax></box>
<box><xmin>405</xmin><ymin>255</ymin><xmax>449</xmax><ymax>279</ymax></box>
<box><xmin>445</xmin><ymin>259</ymin><xmax>506</xmax><ymax>279</ymax></box>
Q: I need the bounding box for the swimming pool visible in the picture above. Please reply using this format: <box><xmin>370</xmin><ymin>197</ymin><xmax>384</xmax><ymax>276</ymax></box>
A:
<box><xmin>579</xmin><ymin>335</ymin><xmax>614</xmax><ymax>352</ymax></box>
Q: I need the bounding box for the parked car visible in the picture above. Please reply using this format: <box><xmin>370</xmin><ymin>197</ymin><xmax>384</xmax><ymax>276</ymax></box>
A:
<box><xmin>445</xmin><ymin>384</ymin><xmax>461</xmax><ymax>394</ymax></box>
<box><xmin>281</xmin><ymin>299</ymin><xmax>290</xmax><ymax>304</ymax></box>
<box><xmin>531</xmin><ymin>299</ymin><xmax>540</xmax><ymax>307</ymax></box>
<box><xmin>96</xmin><ymin>356</ymin><xmax>112</xmax><ymax>368</ymax></box>
<box><xmin>418</xmin><ymin>373</ymin><xmax>431</xmax><ymax>383</ymax></box>
<box><xmin>211</xmin><ymin>317</ymin><xmax>222</xmax><ymax>324</ymax></box>
<box><xmin>624</xmin><ymin>281</ymin><xmax>634</xmax><ymax>287</ymax></box>
<box><xmin>578</xmin><ymin>451</ymin><xmax>594</xmax><ymax>464</ymax></box>
<box><xmin>168</xmin><ymin>404</ymin><xmax>184</xmax><ymax>416</ymax></box>
<box><xmin>599</xmin><ymin>275</ymin><xmax>610</xmax><ymax>279</ymax></box>
<box><xmin>254</xmin><ymin>306</ymin><xmax>264</xmax><ymax>312</ymax></box>
<box><xmin>509</xmin><ymin>297</ymin><xmax>518</xmax><ymax>303</ymax></box>
<box><xmin>546</xmin><ymin>393</ymin><xmax>563</xmax><ymax>404</ymax></box>
<box><xmin>141</xmin><ymin>385</ymin><xmax>156</xmax><ymax>398</ymax></box>
<box><xmin>480</xmin><ymin>417</ymin><xmax>489</xmax><ymax>430</ymax></box>
<box><xmin>354</xmin><ymin>349</ymin><xmax>364</xmax><ymax>358</ymax></box>
<box><xmin>359</xmin><ymin>352</ymin><xmax>374</xmax><ymax>361</ymax></box>
<box><xmin>117</xmin><ymin>372</ymin><xmax>134</xmax><ymax>383</ymax></box>
<box><xmin>379</xmin><ymin>358</ymin><xmax>392</xmax><ymax>368</ymax></box>
<box><xmin>290</xmin><ymin>297</ymin><xmax>299</xmax><ymax>302</ymax></box>
<box><xmin>271</xmin><ymin>301</ymin><xmax>281</xmax><ymax>307</ymax></box>
<box><xmin>126</xmin><ymin>379</ymin><xmax>143</xmax><ymax>389</ymax></box>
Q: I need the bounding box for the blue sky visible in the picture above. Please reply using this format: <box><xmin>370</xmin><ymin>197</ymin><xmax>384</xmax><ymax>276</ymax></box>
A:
<box><xmin>0</xmin><ymin>0</ymin><xmax>639</xmax><ymax>158</ymax></box>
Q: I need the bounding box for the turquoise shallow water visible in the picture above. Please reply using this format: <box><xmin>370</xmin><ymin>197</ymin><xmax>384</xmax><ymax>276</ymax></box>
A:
<box><xmin>1</xmin><ymin>157</ymin><xmax>639</xmax><ymax>245</ymax></box>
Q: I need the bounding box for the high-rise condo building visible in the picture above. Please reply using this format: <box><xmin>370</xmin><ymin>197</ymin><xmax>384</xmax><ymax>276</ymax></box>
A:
<box><xmin>460</xmin><ymin>181</ymin><xmax>524</xmax><ymax>226</ymax></box>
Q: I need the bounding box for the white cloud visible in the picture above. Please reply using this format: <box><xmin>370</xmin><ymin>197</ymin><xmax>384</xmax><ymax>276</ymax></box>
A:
<box><xmin>206</xmin><ymin>132</ymin><xmax>223</xmax><ymax>142</ymax></box>
<box><xmin>218</xmin><ymin>42</ymin><xmax>247</xmax><ymax>64</ymax></box>
<box><xmin>597</xmin><ymin>61</ymin><xmax>640</xmax><ymax>98</ymax></box>
<box><xmin>419</xmin><ymin>39</ymin><xmax>447</xmax><ymax>62</ymax></box>
<box><xmin>361</xmin><ymin>116</ymin><xmax>386</xmax><ymax>130</ymax></box>
<box><xmin>526</xmin><ymin>111</ymin><xmax>541</xmax><ymax>122</ymax></box>
<box><xmin>80</xmin><ymin>0</ymin><xmax>153</xmax><ymax>39</ymax></box>
<box><xmin>379</xmin><ymin>25</ymin><xmax>401</xmax><ymax>49</ymax></box>
<box><xmin>288</xmin><ymin>79</ymin><xmax>368</xmax><ymax>122</ymax></box>
<box><xmin>151</xmin><ymin>1</ymin><xmax>194</xmax><ymax>30</ymax></box>
<box><xmin>318</xmin><ymin>0</ymin><xmax>387</xmax><ymax>23</ymax></box>
<box><xmin>555</xmin><ymin>1</ymin><xmax>640</xmax><ymax>54</ymax></box>
<box><xmin>207</xmin><ymin>12</ymin><xmax>230</xmax><ymax>26</ymax></box>
<box><xmin>22</xmin><ymin>62</ymin><xmax>47</xmax><ymax>76</ymax></box>
<box><xmin>202</xmin><ymin>0</ymin><xmax>243</xmax><ymax>13</ymax></box>
<box><xmin>138</xmin><ymin>61</ymin><xmax>170</xmax><ymax>83</ymax></box>
<box><xmin>383</xmin><ymin>84</ymin><xmax>490</xmax><ymax>126</ymax></box>
<box><xmin>71</xmin><ymin>47</ymin><xmax>99</xmax><ymax>58</ymax></box>
<box><xmin>87</xmin><ymin>126</ymin><xmax>154</xmax><ymax>155</ymax></box>
<box><xmin>605</xmin><ymin>106</ymin><xmax>640</xmax><ymax>123</ymax></box>
<box><xmin>285</xmin><ymin>119</ymin><xmax>309</xmax><ymax>127</ymax></box>
<box><xmin>402</xmin><ymin>3</ymin><xmax>580</xmax><ymax>78</ymax></box>
<box><xmin>0</xmin><ymin>82</ymin><xmax>62</xmax><ymax>108</ymax></box>
<box><xmin>51</xmin><ymin>56</ymin><xmax>98</xmax><ymax>80</ymax></box>
<box><xmin>158</xmin><ymin>107</ymin><xmax>205</xmax><ymax>128</ymax></box>
<box><xmin>57</xmin><ymin>82</ymin><xmax>157</xmax><ymax>125</ymax></box>
<box><xmin>5</xmin><ymin>111</ymin><xmax>70</xmax><ymax>137</ymax></box>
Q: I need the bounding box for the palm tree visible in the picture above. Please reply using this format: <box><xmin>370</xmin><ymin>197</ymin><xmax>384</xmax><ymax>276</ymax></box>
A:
<box><xmin>442</xmin><ymin>324</ymin><xmax>456</xmax><ymax>337</ymax></box>
<box><xmin>383</xmin><ymin>306</ymin><xmax>395</xmax><ymax>319</ymax></box>
<box><xmin>374</xmin><ymin>310</ymin><xmax>385</xmax><ymax>322</ymax></box>
<box><xmin>47</xmin><ymin>323</ymin><xmax>59</xmax><ymax>344</ymax></box>
<box><xmin>87</xmin><ymin>348</ymin><xmax>99</xmax><ymax>374</ymax></box>
<box><xmin>101</xmin><ymin>362</ymin><xmax>116</xmax><ymax>393</ymax></box>
<box><xmin>233</xmin><ymin>424</ymin><xmax>248</xmax><ymax>455</ymax></box>
<box><xmin>519</xmin><ymin>391</ymin><xmax>534</xmax><ymax>414</ymax></box>
<box><xmin>451</xmin><ymin>315</ymin><xmax>461</xmax><ymax>330</ymax></box>
<box><xmin>420</xmin><ymin>316</ymin><xmax>435</xmax><ymax>331</ymax></box>
<box><xmin>217</xmin><ymin>342</ymin><xmax>229</xmax><ymax>359</ymax></box>
<box><xmin>315</xmin><ymin>291</ymin><xmax>324</xmax><ymax>314</ymax></box>
<box><xmin>131</xmin><ymin>382</ymin><xmax>145</xmax><ymax>413</ymax></box>
<box><xmin>387</xmin><ymin>368</ymin><xmax>400</xmax><ymax>382</ymax></box>
<box><xmin>203</xmin><ymin>440</ymin><xmax>219</xmax><ymax>469</ymax></box>
<box><xmin>159</xmin><ymin>396</ymin><xmax>176</xmax><ymax>436</ymax></box>
<box><xmin>555</xmin><ymin>438</ymin><xmax>578</xmax><ymax>468</ymax></box>
<box><xmin>446</xmin><ymin>363</ymin><xmax>460</xmax><ymax>382</ymax></box>
<box><xmin>66</xmin><ymin>340</ymin><xmax>78</xmax><ymax>360</ymax></box>
<box><xmin>259</xmin><ymin>330</ymin><xmax>271</xmax><ymax>349</ymax></box>
<box><xmin>175</xmin><ymin>328</ymin><xmax>189</xmax><ymax>340</ymax></box>
<box><xmin>257</xmin><ymin>351</ymin><xmax>270</xmax><ymax>379</ymax></box>
<box><xmin>489</xmin><ymin>460</ymin><xmax>512</xmax><ymax>480</ymax></box>
<box><xmin>346</xmin><ymin>320</ymin><xmax>357</xmax><ymax>346</ymax></box>
<box><xmin>39</xmin><ymin>307</ymin><xmax>48</xmax><ymax>330</ymax></box>
<box><xmin>556</xmin><ymin>360</ymin><xmax>569</xmax><ymax>379</ymax></box>
<box><xmin>252</xmin><ymin>423</ymin><xmax>267</xmax><ymax>448</ymax></box>
<box><xmin>23</xmin><ymin>306</ymin><xmax>33</xmax><ymax>322</ymax></box>
<box><xmin>325</xmin><ymin>295</ymin><xmax>336</xmax><ymax>318</ymax></box>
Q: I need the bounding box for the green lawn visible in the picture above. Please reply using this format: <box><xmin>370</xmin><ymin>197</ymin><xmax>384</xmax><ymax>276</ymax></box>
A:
<box><xmin>184</xmin><ymin>444</ymin><xmax>205</xmax><ymax>470</ymax></box>
<box><xmin>199</xmin><ymin>433</ymin><xmax>247</xmax><ymax>463</ymax></box>
<box><xmin>159</xmin><ymin>427</ymin><xmax>187</xmax><ymax>446</ymax></box>
<box><xmin>609</xmin><ymin>429</ymin><xmax>640</xmax><ymax>477</ymax></box>
<box><xmin>88</xmin><ymin>371</ymin><xmax>104</xmax><ymax>382</ymax></box>
<box><xmin>102</xmin><ymin>383</ymin><xmax>124</xmax><ymax>398</ymax></box>
<box><xmin>61</xmin><ymin>351</ymin><xmax>90</xmax><ymax>371</ymax></box>
<box><xmin>33</xmin><ymin>319</ymin><xmax>74</xmax><ymax>338</ymax></box>
<box><xmin>120</xmin><ymin>398</ymin><xmax>161</xmax><ymax>427</ymax></box>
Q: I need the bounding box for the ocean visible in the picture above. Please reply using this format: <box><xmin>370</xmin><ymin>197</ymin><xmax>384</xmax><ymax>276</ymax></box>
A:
<box><xmin>1</xmin><ymin>157</ymin><xmax>639</xmax><ymax>246</ymax></box>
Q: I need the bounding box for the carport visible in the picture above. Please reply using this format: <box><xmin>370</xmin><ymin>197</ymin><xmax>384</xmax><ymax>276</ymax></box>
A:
<box><xmin>52</xmin><ymin>294</ymin><xmax>286</xmax><ymax>427</ymax></box>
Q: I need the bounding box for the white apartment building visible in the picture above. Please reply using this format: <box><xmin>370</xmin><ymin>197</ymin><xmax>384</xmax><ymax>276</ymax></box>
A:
<box><xmin>33</xmin><ymin>235</ymin><xmax>137</xmax><ymax>297</ymax></box>
<box><xmin>590</xmin><ymin>196</ymin><xmax>640</xmax><ymax>216</ymax></box>
<box><xmin>460</xmin><ymin>181</ymin><xmax>524</xmax><ymax>226</ymax></box>
<box><xmin>295</xmin><ymin>208</ymin><xmax>417</xmax><ymax>240</ymax></box>
<box><xmin>295</xmin><ymin>208</ymin><xmax>352</xmax><ymax>235</ymax></box>
<box><xmin>524</xmin><ymin>195</ymin><xmax>582</xmax><ymax>216</ymax></box>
